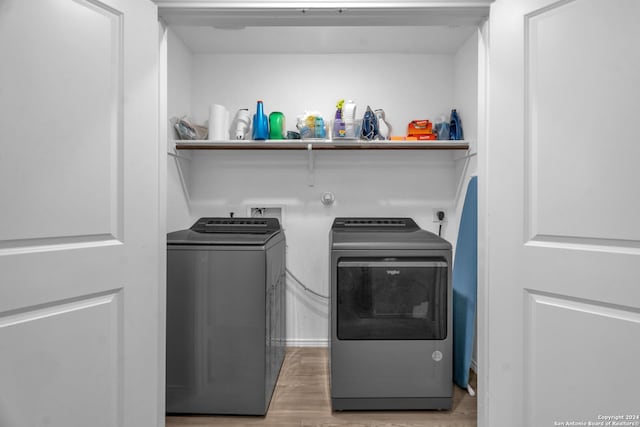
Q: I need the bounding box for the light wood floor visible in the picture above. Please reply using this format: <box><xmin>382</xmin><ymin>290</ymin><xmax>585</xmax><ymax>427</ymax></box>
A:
<box><xmin>166</xmin><ymin>347</ymin><xmax>477</xmax><ymax>427</ymax></box>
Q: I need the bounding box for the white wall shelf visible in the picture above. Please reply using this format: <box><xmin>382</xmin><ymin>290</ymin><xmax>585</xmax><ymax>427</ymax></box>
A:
<box><xmin>171</xmin><ymin>140</ymin><xmax>470</xmax><ymax>187</ymax></box>
<box><xmin>174</xmin><ymin>140</ymin><xmax>470</xmax><ymax>150</ymax></box>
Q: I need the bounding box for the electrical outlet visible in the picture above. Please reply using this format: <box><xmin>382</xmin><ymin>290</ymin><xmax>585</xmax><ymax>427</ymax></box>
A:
<box><xmin>433</xmin><ymin>208</ymin><xmax>448</xmax><ymax>223</ymax></box>
<box><xmin>247</xmin><ymin>206</ymin><xmax>284</xmax><ymax>223</ymax></box>
<box><xmin>250</xmin><ymin>207</ymin><xmax>266</xmax><ymax>217</ymax></box>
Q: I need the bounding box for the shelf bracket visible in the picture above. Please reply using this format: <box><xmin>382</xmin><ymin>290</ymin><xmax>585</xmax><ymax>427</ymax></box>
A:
<box><xmin>168</xmin><ymin>150</ymin><xmax>192</xmax><ymax>209</ymax></box>
<box><xmin>307</xmin><ymin>143</ymin><xmax>315</xmax><ymax>187</ymax></box>
<box><xmin>167</xmin><ymin>151</ymin><xmax>191</xmax><ymax>162</ymax></box>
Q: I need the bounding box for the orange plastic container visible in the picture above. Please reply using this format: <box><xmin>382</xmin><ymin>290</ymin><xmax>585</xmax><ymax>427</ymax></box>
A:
<box><xmin>407</xmin><ymin>120</ymin><xmax>433</xmax><ymax>136</ymax></box>
<box><xmin>415</xmin><ymin>134</ymin><xmax>437</xmax><ymax>140</ymax></box>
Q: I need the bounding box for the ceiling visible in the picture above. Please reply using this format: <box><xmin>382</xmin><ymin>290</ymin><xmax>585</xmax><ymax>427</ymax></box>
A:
<box><xmin>160</xmin><ymin>3</ymin><xmax>488</xmax><ymax>54</ymax></box>
<box><xmin>170</xmin><ymin>25</ymin><xmax>478</xmax><ymax>54</ymax></box>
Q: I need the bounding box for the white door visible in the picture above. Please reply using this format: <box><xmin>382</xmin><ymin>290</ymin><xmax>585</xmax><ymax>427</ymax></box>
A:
<box><xmin>483</xmin><ymin>0</ymin><xmax>640</xmax><ymax>426</ymax></box>
<box><xmin>0</xmin><ymin>0</ymin><xmax>162</xmax><ymax>426</ymax></box>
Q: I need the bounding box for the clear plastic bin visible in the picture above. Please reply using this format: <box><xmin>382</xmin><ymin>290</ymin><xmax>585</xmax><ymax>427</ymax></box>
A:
<box><xmin>331</xmin><ymin>119</ymin><xmax>362</xmax><ymax>141</ymax></box>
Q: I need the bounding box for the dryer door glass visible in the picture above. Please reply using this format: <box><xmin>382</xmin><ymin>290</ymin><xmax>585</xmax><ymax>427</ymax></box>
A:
<box><xmin>337</xmin><ymin>258</ymin><xmax>447</xmax><ymax>340</ymax></box>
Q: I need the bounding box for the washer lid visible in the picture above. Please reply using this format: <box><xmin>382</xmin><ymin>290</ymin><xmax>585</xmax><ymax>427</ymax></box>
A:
<box><xmin>190</xmin><ymin>217</ymin><xmax>280</xmax><ymax>234</ymax></box>
<box><xmin>167</xmin><ymin>217</ymin><xmax>282</xmax><ymax>246</ymax></box>
<box><xmin>331</xmin><ymin>217</ymin><xmax>419</xmax><ymax>232</ymax></box>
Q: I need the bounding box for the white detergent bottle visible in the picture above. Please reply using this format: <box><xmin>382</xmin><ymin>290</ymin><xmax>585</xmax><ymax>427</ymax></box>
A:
<box><xmin>342</xmin><ymin>100</ymin><xmax>357</xmax><ymax>138</ymax></box>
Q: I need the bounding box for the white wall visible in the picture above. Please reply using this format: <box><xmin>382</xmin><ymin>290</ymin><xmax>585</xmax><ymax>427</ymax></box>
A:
<box><xmin>167</xmin><ymin>46</ymin><xmax>479</xmax><ymax>346</ymax></box>
<box><xmin>190</xmin><ymin>53</ymin><xmax>454</xmax><ymax>138</ymax></box>
<box><xmin>188</xmin><ymin>150</ymin><xmax>457</xmax><ymax>345</ymax></box>
<box><xmin>449</xmin><ymin>30</ymin><xmax>480</xmax><ymax>255</ymax></box>
<box><xmin>451</xmin><ymin>27</ymin><xmax>486</xmax><ymax>372</ymax></box>
<box><xmin>167</xmin><ymin>28</ymin><xmax>193</xmax><ymax>232</ymax></box>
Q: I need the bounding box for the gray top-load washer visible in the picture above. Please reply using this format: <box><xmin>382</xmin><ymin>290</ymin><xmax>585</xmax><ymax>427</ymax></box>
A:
<box><xmin>330</xmin><ymin>217</ymin><xmax>452</xmax><ymax>410</ymax></box>
<box><xmin>166</xmin><ymin>217</ymin><xmax>286</xmax><ymax>415</ymax></box>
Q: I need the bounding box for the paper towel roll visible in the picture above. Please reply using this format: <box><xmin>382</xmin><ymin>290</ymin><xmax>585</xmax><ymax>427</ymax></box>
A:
<box><xmin>208</xmin><ymin>104</ymin><xmax>229</xmax><ymax>141</ymax></box>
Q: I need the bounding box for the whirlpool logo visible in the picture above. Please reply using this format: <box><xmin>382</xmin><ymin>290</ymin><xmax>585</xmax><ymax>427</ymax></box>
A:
<box><xmin>386</xmin><ymin>270</ymin><xmax>401</xmax><ymax>276</ymax></box>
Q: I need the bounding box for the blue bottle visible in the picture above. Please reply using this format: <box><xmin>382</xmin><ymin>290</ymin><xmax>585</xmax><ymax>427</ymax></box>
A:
<box><xmin>449</xmin><ymin>109</ymin><xmax>464</xmax><ymax>140</ymax></box>
<box><xmin>361</xmin><ymin>105</ymin><xmax>378</xmax><ymax>141</ymax></box>
<box><xmin>315</xmin><ymin>117</ymin><xmax>326</xmax><ymax>138</ymax></box>
<box><xmin>252</xmin><ymin>100</ymin><xmax>269</xmax><ymax>140</ymax></box>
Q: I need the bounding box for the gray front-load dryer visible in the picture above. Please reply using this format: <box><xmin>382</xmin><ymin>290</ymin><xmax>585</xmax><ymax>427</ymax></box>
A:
<box><xmin>330</xmin><ymin>217</ymin><xmax>452</xmax><ymax>411</ymax></box>
<box><xmin>166</xmin><ymin>217</ymin><xmax>286</xmax><ymax>415</ymax></box>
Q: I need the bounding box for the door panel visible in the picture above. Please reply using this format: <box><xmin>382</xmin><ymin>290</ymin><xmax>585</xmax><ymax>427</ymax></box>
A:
<box><xmin>0</xmin><ymin>0</ymin><xmax>123</xmax><ymax>244</ymax></box>
<box><xmin>486</xmin><ymin>0</ymin><xmax>640</xmax><ymax>426</ymax></box>
<box><xmin>0</xmin><ymin>292</ymin><xmax>121</xmax><ymax>427</ymax></box>
<box><xmin>0</xmin><ymin>0</ymin><xmax>161</xmax><ymax>426</ymax></box>
<box><xmin>525</xmin><ymin>291</ymin><xmax>640</xmax><ymax>425</ymax></box>
<box><xmin>524</xmin><ymin>0</ymin><xmax>640</xmax><ymax>245</ymax></box>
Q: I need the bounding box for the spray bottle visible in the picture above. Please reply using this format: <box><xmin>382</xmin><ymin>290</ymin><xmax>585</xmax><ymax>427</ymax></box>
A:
<box><xmin>232</xmin><ymin>108</ymin><xmax>251</xmax><ymax>140</ymax></box>
<box><xmin>333</xmin><ymin>99</ymin><xmax>346</xmax><ymax>138</ymax></box>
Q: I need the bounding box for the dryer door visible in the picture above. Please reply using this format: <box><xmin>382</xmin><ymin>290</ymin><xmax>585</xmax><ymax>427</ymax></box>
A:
<box><xmin>337</xmin><ymin>258</ymin><xmax>448</xmax><ymax>340</ymax></box>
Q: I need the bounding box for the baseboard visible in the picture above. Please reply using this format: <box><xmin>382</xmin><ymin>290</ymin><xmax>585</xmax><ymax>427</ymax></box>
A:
<box><xmin>471</xmin><ymin>358</ymin><xmax>478</xmax><ymax>374</ymax></box>
<box><xmin>285</xmin><ymin>338</ymin><xmax>329</xmax><ymax>347</ymax></box>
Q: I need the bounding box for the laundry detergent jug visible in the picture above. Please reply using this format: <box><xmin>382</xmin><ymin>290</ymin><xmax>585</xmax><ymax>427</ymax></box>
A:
<box><xmin>269</xmin><ymin>112</ymin><xmax>285</xmax><ymax>139</ymax></box>
<box><xmin>252</xmin><ymin>100</ymin><xmax>269</xmax><ymax>140</ymax></box>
